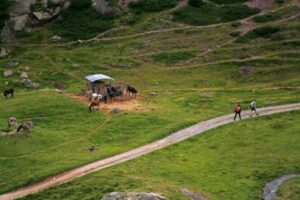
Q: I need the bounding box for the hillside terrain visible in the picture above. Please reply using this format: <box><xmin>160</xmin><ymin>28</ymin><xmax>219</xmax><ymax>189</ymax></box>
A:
<box><xmin>0</xmin><ymin>0</ymin><xmax>300</xmax><ymax>199</ymax></box>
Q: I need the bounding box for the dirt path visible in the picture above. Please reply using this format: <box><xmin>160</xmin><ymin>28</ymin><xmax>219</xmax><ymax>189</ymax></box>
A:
<box><xmin>1</xmin><ymin>103</ymin><xmax>300</xmax><ymax>200</ymax></box>
<box><xmin>263</xmin><ymin>174</ymin><xmax>300</xmax><ymax>200</ymax></box>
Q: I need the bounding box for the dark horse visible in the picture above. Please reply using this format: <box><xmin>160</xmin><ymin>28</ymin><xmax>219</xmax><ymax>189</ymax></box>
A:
<box><xmin>127</xmin><ymin>86</ymin><xmax>137</xmax><ymax>98</ymax></box>
<box><xmin>107</xmin><ymin>86</ymin><xmax>124</xmax><ymax>102</ymax></box>
<box><xmin>3</xmin><ymin>88</ymin><xmax>14</xmax><ymax>99</ymax></box>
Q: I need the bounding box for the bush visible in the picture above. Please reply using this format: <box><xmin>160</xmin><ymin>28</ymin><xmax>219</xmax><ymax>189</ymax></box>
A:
<box><xmin>275</xmin><ymin>0</ymin><xmax>284</xmax><ymax>4</ymax></box>
<box><xmin>188</xmin><ymin>0</ymin><xmax>204</xmax><ymax>7</ymax></box>
<box><xmin>49</xmin><ymin>7</ymin><xmax>115</xmax><ymax>40</ymax></box>
<box><xmin>0</xmin><ymin>0</ymin><xmax>14</xmax><ymax>31</ymax></box>
<box><xmin>129</xmin><ymin>0</ymin><xmax>179</xmax><ymax>12</ymax></box>
<box><xmin>253</xmin><ymin>14</ymin><xmax>276</xmax><ymax>23</ymax></box>
<box><xmin>237</xmin><ymin>26</ymin><xmax>280</xmax><ymax>42</ymax></box>
<box><xmin>152</xmin><ymin>51</ymin><xmax>195</xmax><ymax>64</ymax></box>
<box><xmin>210</xmin><ymin>0</ymin><xmax>246</xmax><ymax>4</ymax></box>
<box><xmin>173</xmin><ymin>2</ymin><xmax>259</xmax><ymax>26</ymax></box>
<box><xmin>229</xmin><ymin>31</ymin><xmax>241</xmax><ymax>37</ymax></box>
<box><xmin>231</xmin><ymin>21</ymin><xmax>241</xmax><ymax>27</ymax></box>
<box><xmin>70</xmin><ymin>0</ymin><xmax>91</xmax><ymax>9</ymax></box>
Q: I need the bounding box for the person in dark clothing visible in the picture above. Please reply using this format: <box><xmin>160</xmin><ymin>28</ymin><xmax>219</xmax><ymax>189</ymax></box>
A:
<box><xmin>234</xmin><ymin>104</ymin><xmax>242</xmax><ymax>120</ymax></box>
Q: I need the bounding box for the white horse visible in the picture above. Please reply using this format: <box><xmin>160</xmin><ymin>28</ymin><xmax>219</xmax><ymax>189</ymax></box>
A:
<box><xmin>7</xmin><ymin>117</ymin><xmax>17</xmax><ymax>129</ymax></box>
<box><xmin>92</xmin><ymin>93</ymin><xmax>103</xmax><ymax>102</ymax></box>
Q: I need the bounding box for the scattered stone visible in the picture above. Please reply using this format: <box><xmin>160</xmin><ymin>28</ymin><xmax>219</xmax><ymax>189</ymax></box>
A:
<box><xmin>111</xmin><ymin>108</ymin><xmax>121</xmax><ymax>114</ymax></box>
<box><xmin>4</xmin><ymin>69</ymin><xmax>13</xmax><ymax>77</ymax></box>
<box><xmin>154</xmin><ymin>82</ymin><xmax>159</xmax><ymax>86</ymax></box>
<box><xmin>181</xmin><ymin>188</ymin><xmax>210</xmax><ymax>200</ymax></box>
<box><xmin>239</xmin><ymin>65</ymin><xmax>254</xmax><ymax>76</ymax></box>
<box><xmin>54</xmin><ymin>81</ymin><xmax>66</xmax><ymax>90</ymax></box>
<box><xmin>12</xmin><ymin>14</ymin><xmax>29</xmax><ymax>31</ymax></box>
<box><xmin>8</xmin><ymin>61</ymin><xmax>19</xmax><ymax>67</ymax></box>
<box><xmin>31</xmin><ymin>82</ymin><xmax>40</xmax><ymax>88</ymax></box>
<box><xmin>25</xmin><ymin>67</ymin><xmax>30</xmax><ymax>71</ymax></box>
<box><xmin>5</xmin><ymin>81</ymin><xmax>9</xmax><ymax>85</ymax></box>
<box><xmin>0</xmin><ymin>47</ymin><xmax>9</xmax><ymax>59</ymax></box>
<box><xmin>71</xmin><ymin>63</ymin><xmax>79</xmax><ymax>68</ymax></box>
<box><xmin>20</xmin><ymin>72</ymin><xmax>29</xmax><ymax>79</ymax></box>
<box><xmin>201</xmin><ymin>92</ymin><xmax>213</xmax><ymax>97</ymax></box>
<box><xmin>33</xmin><ymin>12</ymin><xmax>52</xmax><ymax>21</ymax></box>
<box><xmin>77</xmin><ymin>39</ymin><xmax>83</xmax><ymax>44</ymax></box>
<box><xmin>101</xmin><ymin>192</ymin><xmax>167</xmax><ymax>200</ymax></box>
<box><xmin>150</xmin><ymin>92</ymin><xmax>157</xmax><ymax>96</ymax></box>
<box><xmin>21</xmin><ymin>78</ymin><xmax>40</xmax><ymax>88</ymax></box>
<box><xmin>52</xmin><ymin>35</ymin><xmax>62</xmax><ymax>43</ymax></box>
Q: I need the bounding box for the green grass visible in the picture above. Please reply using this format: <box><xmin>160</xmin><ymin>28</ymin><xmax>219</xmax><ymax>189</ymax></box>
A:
<box><xmin>172</xmin><ymin>2</ymin><xmax>259</xmax><ymax>26</ymax></box>
<box><xmin>151</xmin><ymin>51</ymin><xmax>195</xmax><ymax>64</ymax></box>
<box><xmin>21</xmin><ymin>110</ymin><xmax>300</xmax><ymax>200</ymax></box>
<box><xmin>275</xmin><ymin>177</ymin><xmax>300</xmax><ymax>200</ymax></box>
<box><xmin>0</xmin><ymin>0</ymin><xmax>299</xmax><ymax>198</ymax></box>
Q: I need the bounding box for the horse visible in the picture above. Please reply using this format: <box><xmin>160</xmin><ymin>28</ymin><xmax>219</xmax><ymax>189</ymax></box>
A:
<box><xmin>7</xmin><ymin>117</ymin><xmax>17</xmax><ymax>129</ymax></box>
<box><xmin>17</xmin><ymin>122</ymin><xmax>33</xmax><ymax>135</ymax></box>
<box><xmin>3</xmin><ymin>88</ymin><xmax>14</xmax><ymax>99</ymax></box>
<box><xmin>127</xmin><ymin>86</ymin><xmax>137</xmax><ymax>98</ymax></box>
<box><xmin>107</xmin><ymin>86</ymin><xmax>124</xmax><ymax>102</ymax></box>
<box><xmin>89</xmin><ymin>101</ymin><xmax>100</xmax><ymax>112</ymax></box>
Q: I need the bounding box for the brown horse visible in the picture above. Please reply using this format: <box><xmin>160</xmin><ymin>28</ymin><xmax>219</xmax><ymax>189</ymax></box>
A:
<box><xmin>3</xmin><ymin>88</ymin><xmax>14</xmax><ymax>99</ymax></box>
<box><xmin>89</xmin><ymin>101</ymin><xmax>100</xmax><ymax>112</ymax></box>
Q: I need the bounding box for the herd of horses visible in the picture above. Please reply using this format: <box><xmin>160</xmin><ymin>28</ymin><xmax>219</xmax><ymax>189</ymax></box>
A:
<box><xmin>88</xmin><ymin>85</ymin><xmax>138</xmax><ymax>112</ymax></box>
<box><xmin>3</xmin><ymin>89</ymin><xmax>33</xmax><ymax>135</ymax></box>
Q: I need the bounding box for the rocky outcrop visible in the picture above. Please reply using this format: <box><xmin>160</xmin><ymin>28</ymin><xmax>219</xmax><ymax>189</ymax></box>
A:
<box><xmin>101</xmin><ymin>192</ymin><xmax>167</xmax><ymax>200</ymax></box>
<box><xmin>92</xmin><ymin>0</ymin><xmax>121</xmax><ymax>15</ymax></box>
<box><xmin>0</xmin><ymin>47</ymin><xmax>9</xmax><ymax>59</ymax></box>
<box><xmin>1</xmin><ymin>0</ymin><xmax>70</xmax><ymax>43</ymax></box>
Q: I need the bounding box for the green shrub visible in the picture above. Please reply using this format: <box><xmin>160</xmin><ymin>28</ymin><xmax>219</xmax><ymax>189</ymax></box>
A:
<box><xmin>231</xmin><ymin>21</ymin><xmax>241</xmax><ymax>27</ymax></box>
<box><xmin>229</xmin><ymin>31</ymin><xmax>241</xmax><ymax>37</ymax></box>
<box><xmin>210</xmin><ymin>0</ymin><xmax>246</xmax><ymax>4</ymax></box>
<box><xmin>129</xmin><ymin>0</ymin><xmax>179</xmax><ymax>12</ymax></box>
<box><xmin>0</xmin><ymin>0</ymin><xmax>14</xmax><ymax>31</ymax></box>
<box><xmin>70</xmin><ymin>0</ymin><xmax>91</xmax><ymax>9</ymax></box>
<box><xmin>152</xmin><ymin>51</ymin><xmax>195</xmax><ymax>64</ymax></box>
<box><xmin>253</xmin><ymin>14</ymin><xmax>276</xmax><ymax>23</ymax></box>
<box><xmin>47</xmin><ymin>0</ymin><xmax>63</xmax><ymax>8</ymax></box>
<box><xmin>173</xmin><ymin>2</ymin><xmax>259</xmax><ymax>26</ymax></box>
<box><xmin>275</xmin><ymin>0</ymin><xmax>284</xmax><ymax>4</ymax></box>
<box><xmin>188</xmin><ymin>0</ymin><xmax>204</xmax><ymax>7</ymax></box>
<box><xmin>49</xmin><ymin>5</ymin><xmax>115</xmax><ymax>40</ymax></box>
<box><xmin>237</xmin><ymin>26</ymin><xmax>280</xmax><ymax>42</ymax></box>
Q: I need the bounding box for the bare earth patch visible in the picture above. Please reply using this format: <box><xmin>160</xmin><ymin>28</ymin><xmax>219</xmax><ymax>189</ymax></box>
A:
<box><xmin>66</xmin><ymin>93</ymin><xmax>147</xmax><ymax>112</ymax></box>
<box><xmin>247</xmin><ymin>0</ymin><xmax>274</xmax><ymax>10</ymax></box>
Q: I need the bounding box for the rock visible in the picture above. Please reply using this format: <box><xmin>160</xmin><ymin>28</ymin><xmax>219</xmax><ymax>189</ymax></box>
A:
<box><xmin>101</xmin><ymin>192</ymin><xmax>167</xmax><ymax>200</ymax></box>
<box><xmin>150</xmin><ymin>92</ymin><xmax>157</xmax><ymax>96</ymax></box>
<box><xmin>4</xmin><ymin>69</ymin><xmax>13</xmax><ymax>77</ymax></box>
<box><xmin>71</xmin><ymin>63</ymin><xmax>79</xmax><ymax>68</ymax></box>
<box><xmin>52</xmin><ymin>35</ymin><xmax>62</xmax><ymax>42</ymax></box>
<box><xmin>20</xmin><ymin>72</ymin><xmax>29</xmax><ymax>79</ymax></box>
<box><xmin>1</xmin><ymin>21</ymin><xmax>16</xmax><ymax>43</ymax></box>
<box><xmin>239</xmin><ymin>65</ymin><xmax>254</xmax><ymax>76</ymax></box>
<box><xmin>92</xmin><ymin>0</ymin><xmax>120</xmax><ymax>15</ymax></box>
<box><xmin>111</xmin><ymin>108</ymin><xmax>121</xmax><ymax>114</ymax></box>
<box><xmin>5</xmin><ymin>81</ymin><xmax>9</xmax><ymax>85</ymax></box>
<box><xmin>8</xmin><ymin>61</ymin><xmax>19</xmax><ymax>67</ymax></box>
<box><xmin>9</xmin><ymin>0</ymin><xmax>36</xmax><ymax>17</ymax></box>
<box><xmin>54</xmin><ymin>81</ymin><xmax>66</xmax><ymax>89</ymax></box>
<box><xmin>21</xmin><ymin>78</ymin><xmax>40</xmax><ymax>88</ymax></box>
<box><xmin>33</xmin><ymin>12</ymin><xmax>52</xmax><ymax>21</ymax></box>
<box><xmin>12</xmin><ymin>14</ymin><xmax>29</xmax><ymax>31</ymax></box>
<box><xmin>0</xmin><ymin>47</ymin><xmax>9</xmax><ymax>59</ymax></box>
<box><xmin>25</xmin><ymin>67</ymin><xmax>30</xmax><ymax>71</ymax></box>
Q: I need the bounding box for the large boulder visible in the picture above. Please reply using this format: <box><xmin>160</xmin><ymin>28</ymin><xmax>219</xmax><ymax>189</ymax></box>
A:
<box><xmin>12</xmin><ymin>14</ymin><xmax>29</xmax><ymax>31</ymax></box>
<box><xmin>92</xmin><ymin>0</ymin><xmax>121</xmax><ymax>15</ymax></box>
<box><xmin>4</xmin><ymin>69</ymin><xmax>14</xmax><ymax>77</ymax></box>
<box><xmin>101</xmin><ymin>192</ymin><xmax>167</xmax><ymax>200</ymax></box>
<box><xmin>0</xmin><ymin>47</ymin><xmax>9</xmax><ymax>59</ymax></box>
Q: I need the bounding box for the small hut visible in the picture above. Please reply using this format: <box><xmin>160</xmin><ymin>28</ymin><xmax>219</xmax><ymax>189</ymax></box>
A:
<box><xmin>85</xmin><ymin>74</ymin><xmax>113</xmax><ymax>100</ymax></box>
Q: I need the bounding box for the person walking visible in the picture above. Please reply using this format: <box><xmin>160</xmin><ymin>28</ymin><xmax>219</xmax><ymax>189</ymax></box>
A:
<box><xmin>250</xmin><ymin>100</ymin><xmax>258</xmax><ymax>116</ymax></box>
<box><xmin>234</xmin><ymin>104</ymin><xmax>242</xmax><ymax>121</ymax></box>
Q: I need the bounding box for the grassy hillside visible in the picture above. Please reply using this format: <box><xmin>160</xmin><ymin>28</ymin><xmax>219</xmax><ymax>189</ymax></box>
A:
<box><xmin>21</xmin><ymin>110</ymin><xmax>300</xmax><ymax>200</ymax></box>
<box><xmin>275</xmin><ymin>177</ymin><xmax>300</xmax><ymax>200</ymax></box>
<box><xmin>0</xmin><ymin>0</ymin><xmax>299</xmax><ymax>199</ymax></box>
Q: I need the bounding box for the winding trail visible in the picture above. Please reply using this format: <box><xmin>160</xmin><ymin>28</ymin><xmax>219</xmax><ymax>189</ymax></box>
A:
<box><xmin>1</xmin><ymin>103</ymin><xmax>300</xmax><ymax>200</ymax></box>
<box><xmin>263</xmin><ymin>174</ymin><xmax>300</xmax><ymax>200</ymax></box>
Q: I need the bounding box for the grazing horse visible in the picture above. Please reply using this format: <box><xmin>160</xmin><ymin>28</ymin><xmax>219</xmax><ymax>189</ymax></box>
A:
<box><xmin>17</xmin><ymin>122</ymin><xmax>33</xmax><ymax>135</ymax></box>
<box><xmin>127</xmin><ymin>86</ymin><xmax>137</xmax><ymax>98</ymax></box>
<box><xmin>89</xmin><ymin>101</ymin><xmax>100</xmax><ymax>112</ymax></box>
<box><xmin>3</xmin><ymin>88</ymin><xmax>14</xmax><ymax>99</ymax></box>
<box><xmin>7</xmin><ymin>117</ymin><xmax>17</xmax><ymax>129</ymax></box>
